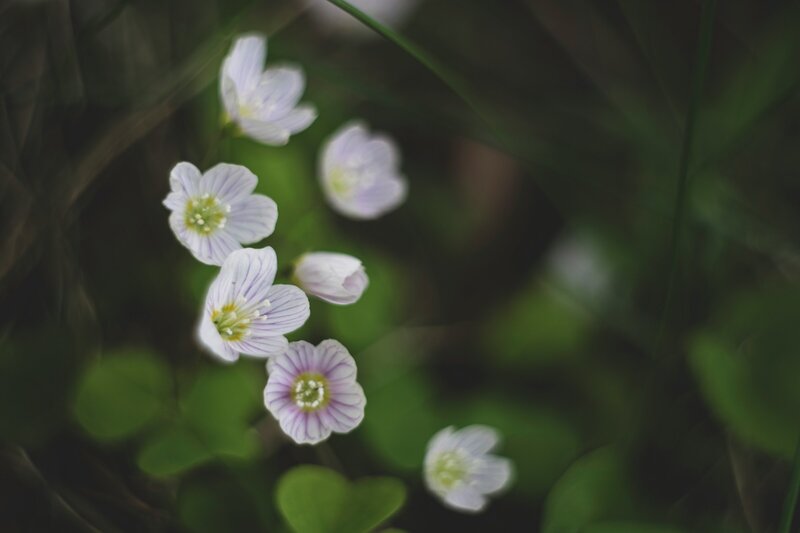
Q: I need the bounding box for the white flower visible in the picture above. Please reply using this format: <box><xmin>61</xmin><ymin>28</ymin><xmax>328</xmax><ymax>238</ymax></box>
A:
<box><xmin>424</xmin><ymin>425</ymin><xmax>513</xmax><ymax>513</ymax></box>
<box><xmin>304</xmin><ymin>0</ymin><xmax>419</xmax><ymax>38</ymax></box>
<box><xmin>293</xmin><ymin>252</ymin><xmax>368</xmax><ymax>305</ymax></box>
<box><xmin>198</xmin><ymin>246</ymin><xmax>310</xmax><ymax>362</ymax></box>
<box><xmin>220</xmin><ymin>34</ymin><xmax>316</xmax><ymax>145</ymax></box>
<box><xmin>320</xmin><ymin>121</ymin><xmax>408</xmax><ymax>220</ymax></box>
<box><xmin>264</xmin><ymin>339</ymin><xmax>366</xmax><ymax>445</ymax></box>
<box><xmin>164</xmin><ymin>162</ymin><xmax>278</xmax><ymax>266</ymax></box>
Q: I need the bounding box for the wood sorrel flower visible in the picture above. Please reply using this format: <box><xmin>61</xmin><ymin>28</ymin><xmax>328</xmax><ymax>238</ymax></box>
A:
<box><xmin>320</xmin><ymin>121</ymin><xmax>407</xmax><ymax>220</ymax></box>
<box><xmin>220</xmin><ymin>34</ymin><xmax>316</xmax><ymax>145</ymax></box>
<box><xmin>264</xmin><ymin>339</ymin><xmax>366</xmax><ymax>445</ymax></box>
<box><xmin>293</xmin><ymin>252</ymin><xmax>368</xmax><ymax>305</ymax></box>
<box><xmin>424</xmin><ymin>425</ymin><xmax>513</xmax><ymax>512</ymax></box>
<box><xmin>164</xmin><ymin>162</ymin><xmax>278</xmax><ymax>266</ymax></box>
<box><xmin>198</xmin><ymin>246</ymin><xmax>310</xmax><ymax>362</ymax></box>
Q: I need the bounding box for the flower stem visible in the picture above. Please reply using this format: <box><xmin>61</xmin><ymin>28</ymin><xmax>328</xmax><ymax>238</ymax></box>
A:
<box><xmin>779</xmin><ymin>436</ymin><xmax>800</xmax><ymax>533</ymax></box>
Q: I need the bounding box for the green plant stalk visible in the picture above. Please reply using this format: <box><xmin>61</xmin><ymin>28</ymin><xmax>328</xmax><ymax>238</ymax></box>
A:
<box><xmin>653</xmin><ymin>0</ymin><xmax>717</xmax><ymax>356</ymax></box>
<box><xmin>779</xmin><ymin>437</ymin><xmax>800</xmax><ymax>533</ymax></box>
<box><xmin>324</xmin><ymin>0</ymin><xmax>485</xmax><ymax>125</ymax></box>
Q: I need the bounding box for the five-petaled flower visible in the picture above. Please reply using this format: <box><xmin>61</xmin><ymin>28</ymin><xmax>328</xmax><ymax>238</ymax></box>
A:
<box><xmin>264</xmin><ymin>339</ymin><xmax>366</xmax><ymax>445</ymax></box>
<box><xmin>164</xmin><ymin>162</ymin><xmax>278</xmax><ymax>266</ymax></box>
<box><xmin>198</xmin><ymin>246</ymin><xmax>310</xmax><ymax>362</ymax></box>
<box><xmin>220</xmin><ymin>34</ymin><xmax>317</xmax><ymax>145</ymax></box>
<box><xmin>424</xmin><ymin>425</ymin><xmax>513</xmax><ymax>513</ymax></box>
<box><xmin>320</xmin><ymin>121</ymin><xmax>408</xmax><ymax>219</ymax></box>
<box><xmin>293</xmin><ymin>252</ymin><xmax>369</xmax><ymax>305</ymax></box>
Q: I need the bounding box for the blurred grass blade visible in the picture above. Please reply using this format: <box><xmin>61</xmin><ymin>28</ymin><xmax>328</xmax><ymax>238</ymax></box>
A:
<box><xmin>324</xmin><ymin>0</ymin><xmax>483</xmax><ymax>121</ymax></box>
<box><xmin>654</xmin><ymin>0</ymin><xmax>717</xmax><ymax>354</ymax></box>
<box><xmin>779</xmin><ymin>439</ymin><xmax>800</xmax><ymax>533</ymax></box>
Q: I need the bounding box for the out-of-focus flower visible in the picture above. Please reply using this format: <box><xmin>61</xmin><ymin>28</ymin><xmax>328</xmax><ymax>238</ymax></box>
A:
<box><xmin>293</xmin><ymin>252</ymin><xmax>368</xmax><ymax>305</ymax></box>
<box><xmin>164</xmin><ymin>162</ymin><xmax>278</xmax><ymax>266</ymax></box>
<box><xmin>320</xmin><ymin>121</ymin><xmax>407</xmax><ymax>219</ymax></box>
<box><xmin>220</xmin><ymin>34</ymin><xmax>316</xmax><ymax>145</ymax></box>
<box><xmin>304</xmin><ymin>0</ymin><xmax>420</xmax><ymax>38</ymax></box>
<box><xmin>547</xmin><ymin>233</ymin><xmax>611</xmax><ymax>304</ymax></box>
<box><xmin>198</xmin><ymin>247</ymin><xmax>310</xmax><ymax>362</ymax></box>
<box><xmin>424</xmin><ymin>425</ymin><xmax>513</xmax><ymax>513</ymax></box>
<box><xmin>264</xmin><ymin>339</ymin><xmax>366</xmax><ymax>445</ymax></box>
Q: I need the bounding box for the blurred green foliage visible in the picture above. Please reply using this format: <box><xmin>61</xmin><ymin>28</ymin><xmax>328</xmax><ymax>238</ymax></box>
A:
<box><xmin>276</xmin><ymin>465</ymin><xmax>406</xmax><ymax>533</ymax></box>
<box><xmin>3</xmin><ymin>0</ymin><xmax>800</xmax><ymax>531</ymax></box>
<box><xmin>73</xmin><ymin>348</ymin><xmax>171</xmax><ymax>440</ymax></box>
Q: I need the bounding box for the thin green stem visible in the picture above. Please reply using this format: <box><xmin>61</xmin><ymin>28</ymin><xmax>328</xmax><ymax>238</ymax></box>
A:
<box><xmin>324</xmin><ymin>0</ymin><xmax>486</xmax><ymax>125</ymax></box>
<box><xmin>779</xmin><ymin>437</ymin><xmax>800</xmax><ymax>533</ymax></box>
<box><xmin>653</xmin><ymin>0</ymin><xmax>717</xmax><ymax>357</ymax></box>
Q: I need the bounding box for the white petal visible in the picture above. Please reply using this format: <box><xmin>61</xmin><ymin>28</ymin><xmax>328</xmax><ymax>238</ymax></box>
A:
<box><xmin>294</xmin><ymin>252</ymin><xmax>368</xmax><ymax>305</ymax></box>
<box><xmin>168</xmin><ymin>211</ymin><xmax>241</xmax><ymax>266</ymax></box>
<box><xmin>199</xmin><ymin>163</ymin><xmax>258</xmax><ymax>205</ymax></box>
<box><xmin>197</xmin><ymin>312</ymin><xmax>239</xmax><ymax>362</ymax></box>
<box><xmin>280</xmin><ymin>409</ymin><xmax>333</xmax><ymax>445</ymax></box>
<box><xmin>471</xmin><ymin>456</ymin><xmax>513</xmax><ymax>495</ymax></box>
<box><xmin>346</xmin><ymin>175</ymin><xmax>407</xmax><ymax>219</ymax></box>
<box><xmin>315</xmin><ymin>339</ymin><xmax>358</xmax><ymax>383</ymax></box>
<box><xmin>206</xmin><ymin>247</ymin><xmax>278</xmax><ymax>309</ymax></box>
<box><xmin>250</xmin><ymin>284</ymin><xmax>310</xmax><ymax>335</ymax></box>
<box><xmin>239</xmin><ymin>118</ymin><xmax>291</xmax><ymax>146</ymax></box>
<box><xmin>249</xmin><ymin>66</ymin><xmax>307</xmax><ymax>117</ymax></box>
<box><xmin>453</xmin><ymin>425</ymin><xmax>501</xmax><ymax>455</ymax></box>
<box><xmin>168</xmin><ymin>161</ymin><xmax>202</xmax><ymax>198</ymax></box>
<box><xmin>443</xmin><ymin>484</ymin><xmax>487</xmax><ymax>513</ymax></box>
<box><xmin>425</xmin><ymin>426</ymin><xmax>458</xmax><ymax>458</ymax></box>
<box><xmin>221</xmin><ymin>34</ymin><xmax>266</xmax><ymax>96</ymax></box>
<box><xmin>271</xmin><ymin>104</ymin><xmax>317</xmax><ymax>134</ymax></box>
<box><xmin>325</xmin><ymin>382</ymin><xmax>365</xmax><ymax>433</ymax></box>
<box><xmin>230</xmin><ymin>334</ymin><xmax>288</xmax><ymax>358</ymax></box>
<box><xmin>226</xmin><ymin>194</ymin><xmax>278</xmax><ymax>244</ymax></box>
<box><xmin>321</xmin><ymin>122</ymin><xmax>368</xmax><ymax>176</ymax></box>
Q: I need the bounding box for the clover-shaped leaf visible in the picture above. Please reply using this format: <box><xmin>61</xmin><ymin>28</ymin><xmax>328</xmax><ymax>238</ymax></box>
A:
<box><xmin>137</xmin><ymin>364</ymin><xmax>261</xmax><ymax>476</ymax></box>
<box><xmin>276</xmin><ymin>465</ymin><xmax>406</xmax><ymax>533</ymax></box>
<box><xmin>73</xmin><ymin>349</ymin><xmax>170</xmax><ymax>441</ymax></box>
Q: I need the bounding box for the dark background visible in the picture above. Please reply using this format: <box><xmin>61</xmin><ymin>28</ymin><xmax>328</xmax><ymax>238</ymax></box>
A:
<box><xmin>2</xmin><ymin>0</ymin><xmax>800</xmax><ymax>531</ymax></box>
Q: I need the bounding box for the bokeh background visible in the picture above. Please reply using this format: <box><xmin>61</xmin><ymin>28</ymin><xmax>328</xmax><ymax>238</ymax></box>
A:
<box><xmin>2</xmin><ymin>0</ymin><xmax>800</xmax><ymax>531</ymax></box>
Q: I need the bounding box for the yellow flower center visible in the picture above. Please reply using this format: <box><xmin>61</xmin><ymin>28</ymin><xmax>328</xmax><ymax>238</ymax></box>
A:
<box><xmin>292</xmin><ymin>373</ymin><xmax>329</xmax><ymax>411</ymax></box>
<box><xmin>185</xmin><ymin>194</ymin><xmax>230</xmax><ymax>234</ymax></box>
<box><xmin>430</xmin><ymin>451</ymin><xmax>468</xmax><ymax>489</ymax></box>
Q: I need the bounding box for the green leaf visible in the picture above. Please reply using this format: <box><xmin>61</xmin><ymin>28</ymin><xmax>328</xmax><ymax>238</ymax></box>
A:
<box><xmin>542</xmin><ymin>448</ymin><xmax>633</xmax><ymax>533</ymax></box>
<box><xmin>73</xmin><ymin>349</ymin><xmax>170</xmax><ymax>441</ymax></box>
<box><xmin>137</xmin><ymin>427</ymin><xmax>213</xmax><ymax>477</ymax></box>
<box><xmin>338</xmin><ymin>477</ymin><xmax>406</xmax><ymax>533</ymax></box>
<box><xmin>688</xmin><ymin>334</ymin><xmax>798</xmax><ymax>459</ymax></box>
<box><xmin>585</xmin><ymin>523</ymin><xmax>685</xmax><ymax>533</ymax></box>
<box><xmin>484</xmin><ymin>280</ymin><xmax>589</xmax><ymax>368</ymax></box>
<box><xmin>688</xmin><ymin>284</ymin><xmax>800</xmax><ymax>459</ymax></box>
<box><xmin>362</xmin><ymin>373</ymin><xmax>443</xmax><ymax>470</ymax></box>
<box><xmin>137</xmin><ymin>364</ymin><xmax>261</xmax><ymax>476</ymax></box>
<box><xmin>276</xmin><ymin>465</ymin><xmax>406</xmax><ymax>533</ymax></box>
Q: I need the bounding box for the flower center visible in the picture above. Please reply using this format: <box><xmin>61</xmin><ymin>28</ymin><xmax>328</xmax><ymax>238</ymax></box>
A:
<box><xmin>430</xmin><ymin>451</ymin><xmax>468</xmax><ymax>489</ymax></box>
<box><xmin>185</xmin><ymin>194</ymin><xmax>230</xmax><ymax>234</ymax></box>
<box><xmin>329</xmin><ymin>167</ymin><xmax>375</xmax><ymax>198</ymax></box>
<box><xmin>291</xmin><ymin>373</ymin><xmax>329</xmax><ymax>411</ymax></box>
<box><xmin>211</xmin><ymin>298</ymin><xmax>269</xmax><ymax>342</ymax></box>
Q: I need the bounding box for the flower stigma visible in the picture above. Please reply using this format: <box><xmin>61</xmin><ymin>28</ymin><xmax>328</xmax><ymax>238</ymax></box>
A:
<box><xmin>211</xmin><ymin>297</ymin><xmax>270</xmax><ymax>341</ymax></box>
<box><xmin>291</xmin><ymin>373</ymin><xmax>329</xmax><ymax>411</ymax></box>
<box><xmin>185</xmin><ymin>194</ymin><xmax>230</xmax><ymax>234</ymax></box>
<box><xmin>430</xmin><ymin>451</ymin><xmax>468</xmax><ymax>489</ymax></box>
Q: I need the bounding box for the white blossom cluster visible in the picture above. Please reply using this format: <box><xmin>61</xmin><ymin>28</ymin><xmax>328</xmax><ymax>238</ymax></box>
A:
<box><xmin>163</xmin><ymin>29</ymin><xmax>511</xmax><ymax>515</ymax></box>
